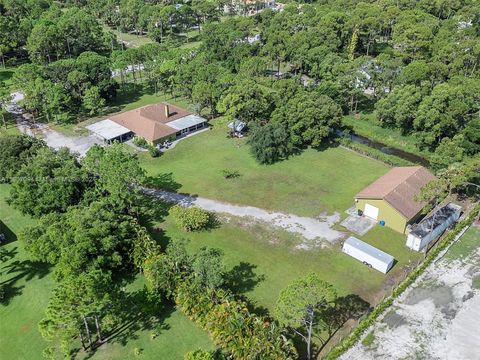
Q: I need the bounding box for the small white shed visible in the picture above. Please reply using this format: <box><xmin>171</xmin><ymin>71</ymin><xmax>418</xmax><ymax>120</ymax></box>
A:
<box><xmin>406</xmin><ymin>203</ymin><xmax>462</xmax><ymax>252</ymax></box>
<box><xmin>342</xmin><ymin>236</ymin><xmax>395</xmax><ymax>274</ymax></box>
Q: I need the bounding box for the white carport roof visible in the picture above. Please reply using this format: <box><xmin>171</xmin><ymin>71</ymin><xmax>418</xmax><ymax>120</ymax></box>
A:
<box><xmin>166</xmin><ymin>114</ymin><xmax>206</xmax><ymax>131</ymax></box>
<box><xmin>86</xmin><ymin>119</ymin><xmax>132</xmax><ymax>141</ymax></box>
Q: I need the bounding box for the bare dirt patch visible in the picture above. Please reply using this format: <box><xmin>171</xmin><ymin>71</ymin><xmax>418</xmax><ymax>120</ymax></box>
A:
<box><xmin>341</xmin><ymin>227</ymin><xmax>480</xmax><ymax>360</ymax></box>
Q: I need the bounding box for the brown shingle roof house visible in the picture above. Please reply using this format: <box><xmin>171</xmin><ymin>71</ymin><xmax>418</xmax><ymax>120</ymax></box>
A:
<box><xmin>354</xmin><ymin>166</ymin><xmax>437</xmax><ymax>233</ymax></box>
<box><xmin>86</xmin><ymin>103</ymin><xmax>208</xmax><ymax>144</ymax></box>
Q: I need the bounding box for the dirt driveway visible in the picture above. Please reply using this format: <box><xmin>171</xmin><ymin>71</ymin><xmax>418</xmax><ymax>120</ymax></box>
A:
<box><xmin>8</xmin><ymin>92</ymin><xmax>101</xmax><ymax>157</ymax></box>
<box><xmin>141</xmin><ymin>187</ymin><xmax>345</xmax><ymax>246</ymax></box>
<box><xmin>341</xmin><ymin>225</ymin><xmax>480</xmax><ymax>360</ymax></box>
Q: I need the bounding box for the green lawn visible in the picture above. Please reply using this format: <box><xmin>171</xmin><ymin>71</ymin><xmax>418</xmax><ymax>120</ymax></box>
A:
<box><xmin>139</xmin><ymin>117</ymin><xmax>390</xmax><ymax>217</ymax></box>
<box><xmin>157</xmin><ymin>213</ymin><xmax>421</xmax><ymax>312</ymax></box>
<box><xmin>444</xmin><ymin>225</ymin><xmax>480</xmax><ymax>262</ymax></box>
<box><xmin>0</xmin><ymin>124</ymin><xmax>21</xmax><ymax>137</ymax></box>
<box><xmin>111</xmin><ymin>85</ymin><xmax>193</xmax><ymax>112</ymax></box>
<box><xmin>0</xmin><ymin>184</ymin><xmax>213</xmax><ymax>360</ymax></box>
<box><xmin>103</xmin><ymin>25</ymin><xmax>155</xmax><ymax>48</ymax></box>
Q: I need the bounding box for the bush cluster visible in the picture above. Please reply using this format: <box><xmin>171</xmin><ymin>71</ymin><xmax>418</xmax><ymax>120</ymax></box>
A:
<box><xmin>176</xmin><ymin>280</ymin><xmax>297</xmax><ymax>360</ymax></box>
<box><xmin>132</xmin><ymin>137</ymin><xmax>161</xmax><ymax>157</ymax></box>
<box><xmin>325</xmin><ymin>206</ymin><xmax>480</xmax><ymax>359</ymax></box>
<box><xmin>170</xmin><ymin>205</ymin><xmax>211</xmax><ymax>232</ymax></box>
<box><xmin>132</xmin><ymin>136</ymin><xmax>149</xmax><ymax>149</ymax></box>
<box><xmin>221</xmin><ymin>169</ymin><xmax>240</xmax><ymax>179</ymax></box>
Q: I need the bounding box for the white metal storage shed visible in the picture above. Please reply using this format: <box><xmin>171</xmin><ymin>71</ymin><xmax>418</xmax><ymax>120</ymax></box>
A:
<box><xmin>342</xmin><ymin>236</ymin><xmax>395</xmax><ymax>274</ymax></box>
<box><xmin>406</xmin><ymin>203</ymin><xmax>462</xmax><ymax>252</ymax></box>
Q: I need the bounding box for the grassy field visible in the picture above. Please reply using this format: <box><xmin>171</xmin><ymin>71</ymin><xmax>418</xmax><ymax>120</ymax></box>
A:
<box><xmin>139</xmin><ymin>118</ymin><xmax>390</xmax><ymax>217</ymax></box>
<box><xmin>343</xmin><ymin>113</ymin><xmax>431</xmax><ymax>159</ymax></box>
<box><xmin>0</xmin><ymin>184</ymin><xmax>213</xmax><ymax>360</ymax></box>
<box><xmin>444</xmin><ymin>225</ymin><xmax>480</xmax><ymax>262</ymax></box>
<box><xmin>104</xmin><ymin>25</ymin><xmax>201</xmax><ymax>50</ymax></box>
<box><xmin>111</xmin><ymin>85</ymin><xmax>193</xmax><ymax>112</ymax></box>
<box><xmin>155</xmin><ymin>211</ymin><xmax>421</xmax><ymax>312</ymax></box>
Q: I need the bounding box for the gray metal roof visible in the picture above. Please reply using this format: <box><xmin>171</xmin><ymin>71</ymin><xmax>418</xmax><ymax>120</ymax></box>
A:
<box><xmin>86</xmin><ymin>119</ymin><xmax>132</xmax><ymax>140</ymax></box>
<box><xmin>228</xmin><ymin>120</ymin><xmax>246</xmax><ymax>132</ymax></box>
<box><xmin>410</xmin><ymin>203</ymin><xmax>462</xmax><ymax>238</ymax></box>
<box><xmin>344</xmin><ymin>236</ymin><xmax>394</xmax><ymax>264</ymax></box>
<box><xmin>166</xmin><ymin>114</ymin><xmax>206</xmax><ymax>131</ymax></box>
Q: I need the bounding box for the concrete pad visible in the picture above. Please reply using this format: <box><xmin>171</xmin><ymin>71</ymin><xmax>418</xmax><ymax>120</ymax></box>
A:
<box><xmin>341</xmin><ymin>214</ymin><xmax>377</xmax><ymax>235</ymax></box>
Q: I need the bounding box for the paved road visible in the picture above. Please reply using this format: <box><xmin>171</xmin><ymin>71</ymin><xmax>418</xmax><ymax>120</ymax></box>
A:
<box><xmin>141</xmin><ymin>187</ymin><xmax>344</xmax><ymax>245</ymax></box>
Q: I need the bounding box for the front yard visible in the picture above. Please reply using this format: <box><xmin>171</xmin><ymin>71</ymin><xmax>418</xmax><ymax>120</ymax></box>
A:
<box><xmin>139</xmin><ymin>117</ymin><xmax>390</xmax><ymax>217</ymax></box>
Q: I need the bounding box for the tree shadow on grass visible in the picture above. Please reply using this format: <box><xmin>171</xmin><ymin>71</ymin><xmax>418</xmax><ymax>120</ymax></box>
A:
<box><xmin>107</xmin><ymin>83</ymin><xmax>147</xmax><ymax>113</ymax></box>
<box><xmin>81</xmin><ymin>288</ymin><xmax>175</xmax><ymax>359</ymax></box>
<box><xmin>225</xmin><ymin>262</ymin><xmax>266</xmax><ymax>295</ymax></box>
<box><xmin>314</xmin><ymin>294</ymin><xmax>370</xmax><ymax>357</ymax></box>
<box><xmin>143</xmin><ymin>172</ymin><xmax>182</xmax><ymax>192</ymax></box>
<box><xmin>0</xmin><ymin>255</ymin><xmax>51</xmax><ymax>305</ymax></box>
<box><xmin>225</xmin><ymin>261</ymin><xmax>269</xmax><ymax>317</ymax></box>
<box><xmin>0</xmin><ymin>219</ymin><xmax>18</xmax><ymax>245</ymax></box>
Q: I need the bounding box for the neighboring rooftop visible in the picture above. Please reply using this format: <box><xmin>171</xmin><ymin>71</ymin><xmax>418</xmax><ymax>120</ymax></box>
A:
<box><xmin>410</xmin><ymin>203</ymin><xmax>462</xmax><ymax>239</ymax></box>
<box><xmin>109</xmin><ymin>103</ymin><xmax>194</xmax><ymax>142</ymax></box>
<box><xmin>86</xmin><ymin>119</ymin><xmax>132</xmax><ymax>141</ymax></box>
<box><xmin>355</xmin><ymin>166</ymin><xmax>437</xmax><ymax>220</ymax></box>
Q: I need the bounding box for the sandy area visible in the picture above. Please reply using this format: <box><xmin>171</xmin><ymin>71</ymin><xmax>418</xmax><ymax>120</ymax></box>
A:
<box><xmin>341</xmin><ymin>226</ymin><xmax>480</xmax><ymax>360</ymax></box>
<box><xmin>142</xmin><ymin>187</ymin><xmax>344</xmax><ymax>244</ymax></box>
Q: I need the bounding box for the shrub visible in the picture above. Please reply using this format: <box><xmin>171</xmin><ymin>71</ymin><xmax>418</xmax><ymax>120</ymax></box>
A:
<box><xmin>170</xmin><ymin>205</ymin><xmax>210</xmax><ymax>232</ymax></box>
<box><xmin>132</xmin><ymin>136</ymin><xmax>149</xmax><ymax>149</ymax></box>
<box><xmin>184</xmin><ymin>349</ymin><xmax>215</xmax><ymax>360</ymax></box>
<box><xmin>361</xmin><ymin>331</ymin><xmax>375</xmax><ymax>346</ymax></box>
<box><xmin>221</xmin><ymin>169</ymin><xmax>240</xmax><ymax>179</ymax></box>
<box><xmin>338</xmin><ymin>137</ymin><xmax>414</xmax><ymax>167</ymax></box>
<box><xmin>176</xmin><ymin>281</ymin><xmax>297</xmax><ymax>359</ymax></box>
<box><xmin>148</xmin><ymin>145</ymin><xmax>160</xmax><ymax>157</ymax></box>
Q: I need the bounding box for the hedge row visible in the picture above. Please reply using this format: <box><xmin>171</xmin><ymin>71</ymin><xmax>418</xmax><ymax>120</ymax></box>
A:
<box><xmin>324</xmin><ymin>206</ymin><xmax>479</xmax><ymax>360</ymax></box>
<box><xmin>338</xmin><ymin>138</ymin><xmax>413</xmax><ymax>167</ymax></box>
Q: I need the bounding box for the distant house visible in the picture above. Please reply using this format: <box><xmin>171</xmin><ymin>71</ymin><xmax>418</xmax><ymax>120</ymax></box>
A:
<box><xmin>354</xmin><ymin>166</ymin><xmax>436</xmax><ymax>234</ymax></box>
<box><xmin>87</xmin><ymin>103</ymin><xmax>207</xmax><ymax>145</ymax></box>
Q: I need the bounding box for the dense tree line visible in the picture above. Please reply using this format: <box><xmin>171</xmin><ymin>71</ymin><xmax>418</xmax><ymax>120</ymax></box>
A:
<box><xmin>13</xmin><ymin>51</ymin><xmax>117</xmax><ymax>122</ymax></box>
<box><xmin>8</xmin><ymin>0</ymin><xmax>479</xmax><ymax>167</ymax></box>
<box><xmin>1</xmin><ymin>138</ymin><xmax>148</xmax><ymax>357</ymax></box>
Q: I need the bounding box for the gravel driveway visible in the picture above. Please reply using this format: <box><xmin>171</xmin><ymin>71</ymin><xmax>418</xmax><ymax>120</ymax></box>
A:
<box><xmin>8</xmin><ymin>92</ymin><xmax>101</xmax><ymax>157</ymax></box>
<box><xmin>141</xmin><ymin>187</ymin><xmax>344</xmax><ymax>245</ymax></box>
